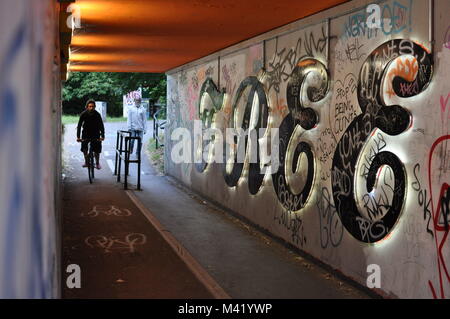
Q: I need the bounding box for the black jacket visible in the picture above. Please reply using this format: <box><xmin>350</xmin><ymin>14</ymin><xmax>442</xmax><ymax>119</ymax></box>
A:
<box><xmin>77</xmin><ymin>110</ymin><xmax>105</xmax><ymax>139</ymax></box>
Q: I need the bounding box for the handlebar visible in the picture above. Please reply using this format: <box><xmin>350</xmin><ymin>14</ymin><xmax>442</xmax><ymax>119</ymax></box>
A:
<box><xmin>77</xmin><ymin>138</ymin><xmax>104</xmax><ymax>142</ymax></box>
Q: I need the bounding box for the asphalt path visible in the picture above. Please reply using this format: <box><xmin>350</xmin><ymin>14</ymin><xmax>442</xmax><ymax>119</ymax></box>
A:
<box><xmin>62</xmin><ymin>121</ymin><xmax>216</xmax><ymax>298</ymax></box>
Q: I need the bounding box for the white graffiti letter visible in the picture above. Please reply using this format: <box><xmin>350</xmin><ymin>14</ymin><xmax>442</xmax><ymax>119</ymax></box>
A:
<box><xmin>366</xmin><ymin>4</ymin><xmax>381</xmax><ymax>29</ymax></box>
<box><xmin>260</xmin><ymin>128</ymin><xmax>280</xmax><ymax>174</ymax></box>
<box><xmin>366</xmin><ymin>264</ymin><xmax>381</xmax><ymax>288</ymax></box>
<box><xmin>203</xmin><ymin>127</ymin><xmax>223</xmax><ymax>163</ymax></box>
<box><xmin>171</xmin><ymin>128</ymin><xmax>192</xmax><ymax>164</ymax></box>
<box><xmin>193</xmin><ymin>120</ymin><xmax>203</xmax><ymax>163</ymax></box>
<box><xmin>66</xmin><ymin>3</ymin><xmax>81</xmax><ymax>29</ymax></box>
<box><xmin>66</xmin><ymin>264</ymin><xmax>81</xmax><ymax>289</ymax></box>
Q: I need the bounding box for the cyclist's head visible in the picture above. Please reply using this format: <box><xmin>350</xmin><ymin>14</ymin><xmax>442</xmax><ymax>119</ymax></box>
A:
<box><xmin>85</xmin><ymin>99</ymin><xmax>96</xmax><ymax>112</ymax></box>
<box><xmin>134</xmin><ymin>97</ymin><xmax>141</xmax><ymax>107</ymax></box>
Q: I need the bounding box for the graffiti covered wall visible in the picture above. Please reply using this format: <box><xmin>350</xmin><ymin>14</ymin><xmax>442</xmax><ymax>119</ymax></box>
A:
<box><xmin>0</xmin><ymin>0</ymin><xmax>62</xmax><ymax>298</ymax></box>
<box><xmin>166</xmin><ymin>0</ymin><xmax>450</xmax><ymax>298</ymax></box>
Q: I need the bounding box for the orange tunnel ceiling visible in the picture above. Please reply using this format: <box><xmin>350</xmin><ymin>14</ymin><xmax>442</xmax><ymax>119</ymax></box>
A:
<box><xmin>66</xmin><ymin>0</ymin><xmax>349</xmax><ymax>73</ymax></box>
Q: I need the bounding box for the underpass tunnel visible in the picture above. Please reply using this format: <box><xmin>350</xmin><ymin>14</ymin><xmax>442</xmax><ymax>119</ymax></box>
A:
<box><xmin>2</xmin><ymin>0</ymin><xmax>449</xmax><ymax>299</ymax></box>
<box><xmin>0</xmin><ymin>0</ymin><xmax>349</xmax><ymax>298</ymax></box>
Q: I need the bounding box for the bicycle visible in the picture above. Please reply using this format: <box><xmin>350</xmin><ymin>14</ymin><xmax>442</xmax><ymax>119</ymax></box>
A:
<box><xmin>79</xmin><ymin>138</ymin><xmax>100</xmax><ymax>184</ymax></box>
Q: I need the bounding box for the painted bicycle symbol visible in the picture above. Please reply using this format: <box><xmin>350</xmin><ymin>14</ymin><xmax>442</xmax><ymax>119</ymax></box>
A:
<box><xmin>81</xmin><ymin>205</ymin><xmax>132</xmax><ymax>218</ymax></box>
<box><xmin>85</xmin><ymin>233</ymin><xmax>147</xmax><ymax>253</ymax></box>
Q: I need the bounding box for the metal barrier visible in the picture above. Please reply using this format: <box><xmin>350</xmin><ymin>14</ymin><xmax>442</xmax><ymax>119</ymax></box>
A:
<box><xmin>114</xmin><ymin>130</ymin><xmax>141</xmax><ymax>190</ymax></box>
<box><xmin>152</xmin><ymin>108</ymin><xmax>166</xmax><ymax>149</ymax></box>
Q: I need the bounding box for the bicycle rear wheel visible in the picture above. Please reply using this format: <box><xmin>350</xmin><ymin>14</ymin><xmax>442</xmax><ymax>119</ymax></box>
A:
<box><xmin>89</xmin><ymin>152</ymin><xmax>95</xmax><ymax>182</ymax></box>
<box><xmin>88</xmin><ymin>154</ymin><xmax>93</xmax><ymax>183</ymax></box>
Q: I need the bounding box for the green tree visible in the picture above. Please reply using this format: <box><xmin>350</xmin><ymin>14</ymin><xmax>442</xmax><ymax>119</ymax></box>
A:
<box><xmin>111</xmin><ymin>73</ymin><xmax>164</xmax><ymax>95</ymax></box>
<box><xmin>62</xmin><ymin>72</ymin><xmax>166</xmax><ymax>117</ymax></box>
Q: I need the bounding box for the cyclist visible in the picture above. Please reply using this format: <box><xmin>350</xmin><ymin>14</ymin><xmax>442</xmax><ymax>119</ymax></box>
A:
<box><xmin>76</xmin><ymin>99</ymin><xmax>105</xmax><ymax>169</ymax></box>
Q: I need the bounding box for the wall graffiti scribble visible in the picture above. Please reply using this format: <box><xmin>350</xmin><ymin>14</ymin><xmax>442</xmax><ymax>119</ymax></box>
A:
<box><xmin>428</xmin><ymin>136</ymin><xmax>450</xmax><ymax>299</ymax></box>
<box><xmin>274</xmin><ymin>209</ymin><xmax>307</xmax><ymax>247</ymax></box>
<box><xmin>342</xmin><ymin>1</ymin><xmax>413</xmax><ymax>40</ymax></box>
<box><xmin>332</xmin><ymin>73</ymin><xmax>358</xmax><ymax>137</ymax></box>
<box><xmin>267</xmin><ymin>27</ymin><xmax>327</xmax><ymax>94</ymax></box>
<box><xmin>317</xmin><ymin>187</ymin><xmax>344</xmax><ymax>248</ymax></box>
<box><xmin>412</xmin><ymin>164</ymin><xmax>434</xmax><ymax>237</ymax></box>
<box><xmin>444</xmin><ymin>26</ymin><xmax>450</xmax><ymax>50</ymax></box>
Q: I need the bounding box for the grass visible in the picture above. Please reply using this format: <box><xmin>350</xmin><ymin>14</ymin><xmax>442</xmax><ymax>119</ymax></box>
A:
<box><xmin>62</xmin><ymin>115</ymin><xmax>80</xmax><ymax>124</ymax></box>
<box><xmin>106</xmin><ymin>116</ymin><xmax>128</xmax><ymax>122</ymax></box>
<box><xmin>146</xmin><ymin>136</ymin><xmax>164</xmax><ymax>174</ymax></box>
<box><xmin>62</xmin><ymin>114</ymin><xmax>127</xmax><ymax>125</ymax></box>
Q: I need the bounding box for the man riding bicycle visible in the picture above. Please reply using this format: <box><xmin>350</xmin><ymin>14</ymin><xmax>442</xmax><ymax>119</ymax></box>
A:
<box><xmin>77</xmin><ymin>99</ymin><xmax>105</xmax><ymax>169</ymax></box>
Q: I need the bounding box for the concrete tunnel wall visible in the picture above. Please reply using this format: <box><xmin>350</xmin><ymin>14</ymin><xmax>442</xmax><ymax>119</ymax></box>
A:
<box><xmin>0</xmin><ymin>0</ymin><xmax>62</xmax><ymax>298</ymax></box>
<box><xmin>165</xmin><ymin>0</ymin><xmax>450</xmax><ymax>298</ymax></box>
